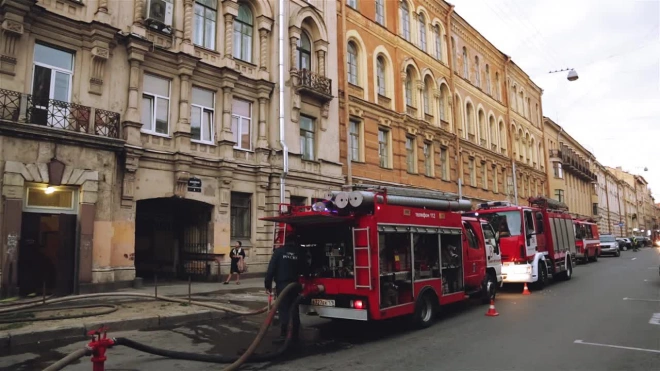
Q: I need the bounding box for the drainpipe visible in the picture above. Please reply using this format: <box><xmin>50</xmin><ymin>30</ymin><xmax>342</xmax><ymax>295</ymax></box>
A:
<box><xmin>278</xmin><ymin>0</ymin><xmax>288</xmax><ymax>203</ymax></box>
<box><xmin>445</xmin><ymin>6</ymin><xmax>461</xmax><ymax>199</ymax></box>
<box><xmin>503</xmin><ymin>57</ymin><xmax>517</xmax><ymax>204</ymax></box>
<box><xmin>342</xmin><ymin>0</ymin><xmax>352</xmax><ymax>187</ymax></box>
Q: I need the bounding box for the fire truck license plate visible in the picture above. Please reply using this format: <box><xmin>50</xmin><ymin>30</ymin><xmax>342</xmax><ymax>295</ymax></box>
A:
<box><xmin>311</xmin><ymin>299</ymin><xmax>335</xmax><ymax>307</ymax></box>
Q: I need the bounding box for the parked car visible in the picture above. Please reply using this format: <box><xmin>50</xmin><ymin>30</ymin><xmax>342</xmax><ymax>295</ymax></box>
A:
<box><xmin>599</xmin><ymin>234</ymin><xmax>621</xmax><ymax>257</ymax></box>
<box><xmin>616</xmin><ymin>237</ymin><xmax>631</xmax><ymax>250</ymax></box>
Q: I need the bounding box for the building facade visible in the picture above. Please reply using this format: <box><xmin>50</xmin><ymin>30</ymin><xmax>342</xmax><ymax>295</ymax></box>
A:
<box><xmin>0</xmin><ymin>0</ymin><xmax>342</xmax><ymax>296</ymax></box>
<box><xmin>336</xmin><ymin>0</ymin><xmax>545</xmax><ymax>209</ymax></box>
<box><xmin>542</xmin><ymin>117</ymin><xmax>596</xmax><ymax>217</ymax></box>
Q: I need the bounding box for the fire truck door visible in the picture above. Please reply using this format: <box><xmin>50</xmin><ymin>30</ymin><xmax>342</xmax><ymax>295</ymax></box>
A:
<box><xmin>463</xmin><ymin>221</ymin><xmax>484</xmax><ymax>288</ymax></box>
<box><xmin>523</xmin><ymin>210</ymin><xmax>538</xmax><ymax>256</ymax></box>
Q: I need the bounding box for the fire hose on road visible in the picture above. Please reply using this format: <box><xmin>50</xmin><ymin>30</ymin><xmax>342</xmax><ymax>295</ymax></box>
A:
<box><xmin>40</xmin><ymin>282</ymin><xmax>324</xmax><ymax>371</ymax></box>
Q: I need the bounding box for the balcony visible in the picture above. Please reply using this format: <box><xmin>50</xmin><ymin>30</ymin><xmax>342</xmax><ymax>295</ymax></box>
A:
<box><xmin>548</xmin><ymin>148</ymin><xmax>562</xmax><ymax>159</ymax></box>
<box><xmin>294</xmin><ymin>69</ymin><xmax>332</xmax><ymax>102</ymax></box>
<box><xmin>0</xmin><ymin>88</ymin><xmax>121</xmax><ymax>139</ymax></box>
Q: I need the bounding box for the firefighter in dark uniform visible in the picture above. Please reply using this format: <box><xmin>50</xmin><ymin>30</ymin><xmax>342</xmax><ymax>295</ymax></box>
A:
<box><xmin>264</xmin><ymin>238</ymin><xmax>308</xmax><ymax>343</ymax></box>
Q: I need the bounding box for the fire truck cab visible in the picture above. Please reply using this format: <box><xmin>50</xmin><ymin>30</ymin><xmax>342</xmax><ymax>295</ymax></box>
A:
<box><xmin>261</xmin><ymin>185</ymin><xmax>499</xmax><ymax>328</ymax></box>
<box><xmin>469</xmin><ymin>197</ymin><xmax>576</xmax><ymax>290</ymax></box>
<box><xmin>573</xmin><ymin>218</ymin><xmax>600</xmax><ymax>263</ymax></box>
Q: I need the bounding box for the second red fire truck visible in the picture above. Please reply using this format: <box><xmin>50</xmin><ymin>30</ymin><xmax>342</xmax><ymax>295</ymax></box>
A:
<box><xmin>261</xmin><ymin>185</ymin><xmax>502</xmax><ymax>328</ymax></box>
<box><xmin>467</xmin><ymin>197</ymin><xmax>576</xmax><ymax>289</ymax></box>
<box><xmin>573</xmin><ymin>217</ymin><xmax>601</xmax><ymax>263</ymax></box>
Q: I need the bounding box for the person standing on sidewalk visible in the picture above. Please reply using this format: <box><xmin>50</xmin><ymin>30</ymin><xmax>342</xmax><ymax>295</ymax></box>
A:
<box><xmin>224</xmin><ymin>241</ymin><xmax>246</xmax><ymax>285</ymax></box>
<box><xmin>264</xmin><ymin>238</ymin><xmax>308</xmax><ymax>343</ymax></box>
<box><xmin>632</xmin><ymin>236</ymin><xmax>639</xmax><ymax>252</ymax></box>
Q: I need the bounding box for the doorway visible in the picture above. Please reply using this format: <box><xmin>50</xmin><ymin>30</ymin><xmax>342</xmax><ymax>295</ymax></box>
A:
<box><xmin>18</xmin><ymin>213</ymin><xmax>77</xmax><ymax>296</ymax></box>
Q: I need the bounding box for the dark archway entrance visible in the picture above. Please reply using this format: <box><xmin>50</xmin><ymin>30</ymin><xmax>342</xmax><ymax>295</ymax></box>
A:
<box><xmin>135</xmin><ymin>197</ymin><xmax>213</xmax><ymax>280</ymax></box>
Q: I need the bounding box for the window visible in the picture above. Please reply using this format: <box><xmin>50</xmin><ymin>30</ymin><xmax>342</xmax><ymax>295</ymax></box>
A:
<box><xmin>451</xmin><ymin>37</ymin><xmax>457</xmax><ymax>70</ymax></box>
<box><xmin>31</xmin><ymin>43</ymin><xmax>74</xmax><ymax>127</ymax></box>
<box><xmin>233</xmin><ymin>3</ymin><xmax>253</xmax><ymax>62</ymax></box>
<box><xmin>555</xmin><ymin>189</ymin><xmax>564</xmax><ymax>203</ymax></box>
<box><xmin>462</xmin><ymin>47</ymin><xmax>468</xmax><ymax>78</ymax></box>
<box><xmin>485</xmin><ymin>65</ymin><xmax>491</xmax><ymax>95</ymax></box>
<box><xmin>418</xmin><ymin>13</ymin><xmax>426</xmax><ymax>52</ymax></box>
<box><xmin>493</xmin><ymin>167</ymin><xmax>498</xmax><ymax>192</ymax></box>
<box><xmin>25</xmin><ymin>185</ymin><xmax>76</xmax><ymax>212</ymax></box>
<box><xmin>474</xmin><ymin>56</ymin><xmax>480</xmax><ymax>87</ymax></box>
<box><xmin>231</xmin><ymin>98</ymin><xmax>252</xmax><ymax>150</ymax></box>
<box><xmin>230</xmin><ymin>192</ymin><xmax>252</xmax><ymax>239</ymax></box>
<box><xmin>423</xmin><ymin>81</ymin><xmax>430</xmax><ymax>114</ymax></box>
<box><xmin>297</xmin><ymin>33</ymin><xmax>311</xmax><ymax>70</ymax></box>
<box><xmin>376</xmin><ymin>56</ymin><xmax>386</xmax><ymax>96</ymax></box>
<box><xmin>378</xmin><ymin>129</ymin><xmax>389</xmax><ymax>168</ymax></box>
<box><xmin>434</xmin><ymin>25</ymin><xmax>442</xmax><ymax>60</ymax></box>
<box><xmin>469</xmin><ymin>158</ymin><xmax>476</xmax><ymax>186</ymax></box>
<box><xmin>300</xmin><ymin>115</ymin><xmax>315</xmax><ymax>160</ymax></box>
<box><xmin>193</xmin><ymin>0</ymin><xmax>217</xmax><ymax>49</ymax></box>
<box><xmin>347</xmin><ymin>42</ymin><xmax>358</xmax><ymax>85</ymax></box>
<box><xmin>553</xmin><ymin>162</ymin><xmax>563</xmax><ymax>178</ymax></box>
<box><xmin>191</xmin><ymin>87</ymin><xmax>214</xmax><ymax>143</ymax></box>
<box><xmin>440</xmin><ymin>148</ymin><xmax>448</xmax><ymax>180</ymax></box>
<box><xmin>290</xmin><ymin>196</ymin><xmax>307</xmax><ymax>207</ymax></box>
<box><xmin>524</xmin><ymin>210</ymin><xmax>535</xmax><ymax>237</ymax></box>
<box><xmin>400</xmin><ymin>1</ymin><xmax>410</xmax><ymax>41</ymax></box>
<box><xmin>406</xmin><ymin>136</ymin><xmax>415</xmax><ymax>173</ymax></box>
<box><xmin>464</xmin><ymin>222</ymin><xmax>479</xmax><ymax>250</ymax></box>
<box><xmin>405</xmin><ymin>72</ymin><xmax>413</xmax><ymax>106</ymax></box>
<box><xmin>495</xmin><ymin>72</ymin><xmax>500</xmax><ymax>101</ymax></box>
<box><xmin>482</xmin><ymin>163</ymin><xmax>487</xmax><ymax>189</ymax></box>
<box><xmin>438</xmin><ymin>89</ymin><xmax>446</xmax><ymax>121</ymax></box>
<box><xmin>349</xmin><ymin>119</ymin><xmax>360</xmax><ymax>162</ymax></box>
<box><xmin>375</xmin><ymin>0</ymin><xmax>385</xmax><ymax>25</ymax></box>
<box><xmin>423</xmin><ymin>142</ymin><xmax>433</xmax><ymax>176</ymax></box>
<box><xmin>142</xmin><ymin>74</ymin><xmax>170</xmax><ymax>135</ymax></box>
<box><xmin>593</xmin><ymin>203</ymin><xmax>599</xmax><ymax>215</ymax></box>
<box><xmin>347</xmin><ymin>0</ymin><xmax>357</xmax><ymax>8</ymax></box>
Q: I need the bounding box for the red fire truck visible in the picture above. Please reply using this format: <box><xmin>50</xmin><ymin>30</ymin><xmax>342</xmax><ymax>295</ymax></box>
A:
<box><xmin>573</xmin><ymin>217</ymin><xmax>601</xmax><ymax>263</ymax></box>
<box><xmin>261</xmin><ymin>185</ymin><xmax>501</xmax><ymax>328</ymax></box>
<box><xmin>467</xmin><ymin>197</ymin><xmax>575</xmax><ymax>290</ymax></box>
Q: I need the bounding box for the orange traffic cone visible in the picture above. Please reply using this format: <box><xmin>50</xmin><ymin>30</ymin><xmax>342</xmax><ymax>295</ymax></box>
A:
<box><xmin>485</xmin><ymin>299</ymin><xmax>499</xmax><ymax>316</ymax></box>
<box><xmin>522</xmin><ymin>283</ymin><xmax>531</xmax><ymax>295</ymax></box>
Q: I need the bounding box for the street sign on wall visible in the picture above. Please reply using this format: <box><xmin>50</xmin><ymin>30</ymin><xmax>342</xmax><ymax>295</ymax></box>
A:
<box><xmin>187</xmin><ymin>177</ymin><xmax>202</xmax><ymax>192</ymax></box>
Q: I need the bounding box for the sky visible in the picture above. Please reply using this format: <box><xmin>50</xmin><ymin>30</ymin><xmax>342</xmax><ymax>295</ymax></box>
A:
<box><xmin>450</xmin><ymin>0</ymin><xmax>660</xmax><ymax>198</ymax></box>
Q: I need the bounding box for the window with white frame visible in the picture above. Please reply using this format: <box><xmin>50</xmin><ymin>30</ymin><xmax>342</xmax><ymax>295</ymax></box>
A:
<box><xmin>493</xmin><ymin>166</ymin><xmax>498</xmax><ymax>192</ymax></box>
<box><xmin>440</xmin><ymin>147</ymin><xmax>448</xmax><ymax>180</ymax></box>
<box><xmin>424</xmin><ymin>142</ymin><xmax>433</xmax><ymax>176</ymax></box>
<box><xmin>193</xmin><ymin>0</ymin><xmax>217</xmax><ymax>49</ymax></box>
<box><xmin>495</xmin><ymin>72</ymin><xmax>501</xmax><ymax>101</ymax></box>
<box><xmin>377</xmin><ymin>56</ymin><xmax>386</xmax><ymax>96</ymax></box>
<box><xmin>405</xmin><ymin>72</ymin><xmax>413</xmax><ymax>106</ymax></box>
<box><xmin>400</xmin><ymin>1</ymin><xmax>410</xmax><ymax>41</ymax></box>
<box><xmin>300</xmin><ymin>115</ymin><xmax>315</xmax><ymax>160</ymax></box>
<box><xmin>378</xmin><ymin>128</ymin><xmax>389</xmax><ymax>168</ymax></box>
<box><xmin>31</xmin><ymin>43</ymin><xmax>74</xmax><ymax>128</ymax></box>
<box><xmin>349</xmin><ymin>119</ymin><xmax>361</xmax><ymax>162</ymax></box>
<box><xmin>418</xmin><ymin>13</ymin><xmax>426</xmax><ymax>52</ymax></box>
<box><xmin>485</xmin><ymin>64</ymin><xmax>491</xmax><ymax>94</ymax></box>
<box><xmin>298</xmin><ymin>33</ymin><xmax>312</xmax><ymax>70</ymax></box>
<box><xmin>469</xmin><ymin>158</ymin><xmax>476</xmax><ymax>186</ymax></box>
<box><xmin>474</xmin><ymin>56</ymin><xmax>481</xmax><ymax>87</ymax></box>
<box><xmin>233</xmin><ymin>3</ymin><xmax>253</xmax><ymax>62</ymax></box>
<box><xmin>191</xmin><ymin>87</ymin><xmax>214</xmax><ymax>143</ymax></box>
<box><xmin>423</xmin><ymin>81</ymin><xmax>430</xmax><ymax>114</ymax></box>
<box><xmin>451</xmin><ymin>37</ymin><xmax>457</xmax><ymax>70</ymax></box>
<box><xmin>438</xmin><ymin>88</ymin><xmax>446</xmax><ymax>121</ymax></box>
<box><xmin>141</xmin><ymin>74</ymin><xmax>170</xmax><ymax>135</ymax></box>
<box><xmin>347</xmin><ymin>42</ymin><xmax>358</xmax><ymax>85</ymax></box>
<box><xmin>482</xmin><ymin>163</ymin><xmax>488</xmax><ymax>189</ymax></box>
<box><xmin>347</xmin><ymin>0</ymin><xmax>357</xmax><ymax>9</ymax></box>
<box><xmin>434</xmin><ymin>25</ymin><xmax>442</xmax><ymax>60</ymax></box>
<box><xmin>462</xmin><ymin>47</ymin><xmax>469</xmax><ymax>79</ymax></box>
<box><xmin>406</xmin><ymin>136</ymin><xmax>415</xmax><ymax>173</ymax></box>
<box><xmin>231</xmin><ymin>98</ymin><xmax>252</xmax><ymax>150</ymax></box>
<box><xmin>375</xmin><ymin>0</ymin><xmax>385</xmax><ymax>25</ymax></box>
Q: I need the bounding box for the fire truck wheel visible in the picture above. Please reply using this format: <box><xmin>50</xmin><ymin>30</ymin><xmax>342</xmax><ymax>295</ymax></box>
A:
<box><xmin>583</xmin><ymin>251</ymin><xmax>589</xmax><ymax>264</ymax></box>
<box><xmin>533</xmin><ymin>261</ymin><xmax>548</xmax><ymax>290</ymax></box>
<box><xmin>591</xmin><ymin>251</ymin><xmax>598</xmax><ymax>262</ymax></box>
<box><xmin>411</xmin><ymin>292</ymin><xmax>436</xmax><ymax>329</ymax></box>
<box><xmin>481</xmin><ymin>273</ymin><xmax>497</xmax><ymax>305</ymax></box>
<box><xmin>558</xmin><ymin>257</ymin><xmax>572</xmax><ymax>281</ymax></box>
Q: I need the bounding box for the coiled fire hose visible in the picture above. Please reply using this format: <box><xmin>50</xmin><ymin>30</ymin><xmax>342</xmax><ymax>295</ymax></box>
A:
<box><xmin>42</xmin><ymin>282</ymin><xmax>321</xmax><ymax>371</ymax></box>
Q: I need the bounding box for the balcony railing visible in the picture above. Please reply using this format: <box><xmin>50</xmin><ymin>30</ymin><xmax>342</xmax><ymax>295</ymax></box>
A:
<box><xmin>295</xmin><ymin>69</ymin><xmax>332</xmax><ymax>101</ymax></box>
<box><xmin>0</xmin><ymin>89</ymin><xmax>120</xmax><ymax>139</ymax></box>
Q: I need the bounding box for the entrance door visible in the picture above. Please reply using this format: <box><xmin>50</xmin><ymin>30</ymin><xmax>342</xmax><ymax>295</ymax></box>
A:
<box><xmin>18</xmin><ymin>213</ymin><xmax>76</xmax><ymax>296</ymax></box>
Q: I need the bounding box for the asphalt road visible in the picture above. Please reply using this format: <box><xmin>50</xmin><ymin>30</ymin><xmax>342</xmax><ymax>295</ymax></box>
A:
<box><xmin>3</xmin><ymin>248</ymin><xmax>659</xmax><ymax>371</ymax></box>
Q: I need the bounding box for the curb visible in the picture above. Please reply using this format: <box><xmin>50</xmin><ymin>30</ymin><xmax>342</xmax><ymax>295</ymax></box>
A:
<box><xmin>0</xmin><ymin>310</ymin><xmax>226</xmax><ymax>352</ymax></box>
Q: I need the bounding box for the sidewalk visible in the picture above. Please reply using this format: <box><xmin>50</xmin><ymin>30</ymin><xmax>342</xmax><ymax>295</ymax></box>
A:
<box><xmin>0</xmin><ymin>277</ymin><xmax>270</xmax><ymax>352</ymax></box>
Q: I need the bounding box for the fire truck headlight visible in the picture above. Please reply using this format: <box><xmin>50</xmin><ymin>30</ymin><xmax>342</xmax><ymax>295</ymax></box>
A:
<box><xmin>312</xmin><ymin>201</ymin><xmax>328</xmax><ymax>212</ymax></box>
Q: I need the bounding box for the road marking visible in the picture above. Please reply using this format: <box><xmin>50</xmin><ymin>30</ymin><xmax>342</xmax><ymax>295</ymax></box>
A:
<box><xmin>649</xmin><ymin>313</ymin><xmax>660</xmax><ymax>325</ymax></box>
<box><xmin>623</xmin><ymin>297</ymin><xmax>660</xmax><ymax>302</ymax></box>
<box><xmin>632</xmin><ymin>258</ymin><xmax>637</xmax><ymax>260</ymax></box>
<box><xmin>574</xmin><ymin>340</ymin><xmax>660</xmax><ymax>354</ymax></box>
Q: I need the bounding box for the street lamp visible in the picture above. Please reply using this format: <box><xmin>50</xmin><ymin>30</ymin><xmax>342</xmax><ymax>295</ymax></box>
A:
<box><xmin>549</xmin><ymin>68</ymin><xmax>579</xmax><ymax>81</ymax></box>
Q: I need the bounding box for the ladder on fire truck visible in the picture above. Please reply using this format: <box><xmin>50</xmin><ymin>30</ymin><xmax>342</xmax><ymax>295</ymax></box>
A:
<box><xmin>352</xmin><ymin>227</ymin><xmax>372</xmax><ymax>290</ymax></box>
<box><xmin>272</xmin><ymin>223</ymin><xmax>287</xmax><ymax>249</ymax></box>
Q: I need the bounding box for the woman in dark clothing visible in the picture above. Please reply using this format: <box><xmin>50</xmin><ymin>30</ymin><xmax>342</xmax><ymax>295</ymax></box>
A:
<box><xmin>224</xmin><ymin>241</ymin><xmax>246</xmax><ymax>285</ymax></box>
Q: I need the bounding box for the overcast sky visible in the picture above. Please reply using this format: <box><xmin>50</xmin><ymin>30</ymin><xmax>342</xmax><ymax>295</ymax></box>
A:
<box><xmin>450</xmin><ymin>0</ymin><xmax>660</xmax><ymax>199</ymax></box>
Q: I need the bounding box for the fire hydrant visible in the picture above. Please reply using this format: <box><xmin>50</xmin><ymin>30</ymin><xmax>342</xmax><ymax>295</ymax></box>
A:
<box><xmin>87</xmin><ymin>326</ymin><xmax>115</xmax><ymax>371</ymax></box>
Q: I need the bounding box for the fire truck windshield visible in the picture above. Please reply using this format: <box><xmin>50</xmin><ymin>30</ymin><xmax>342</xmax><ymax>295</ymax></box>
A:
<box><xmin>295</xmin><ymin>223</ymin><xmax>355</xmax><ymax>279</ymax></box>
<box><xmin>479</xmin><ymin>211</ymin><xmax>523</xmax><ymax>238</ymax></box>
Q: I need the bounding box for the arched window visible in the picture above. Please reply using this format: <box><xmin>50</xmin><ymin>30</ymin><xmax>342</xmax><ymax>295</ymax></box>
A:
<box><xmin>233</xmin><ymin>3</ymin><xmax>253</xmax><ymax>62</ymax></box>
<box><xmin>485</xmin><ymin>64</ymin><xmax>491</xmax><ymax>95</ymax></box>
<box><xmin>347</xmin><ymin>41</ymin><xmax>358</xmax><ymax>85</ymax></box>
<box><xmin>400</xmin><ymin>1</ymin><xmax>410</xmax><ymax>41</ymax></box>
<box><xmin>418</xmin><ymin>13</ymin><xmax>426</xmax><ymax>52</ymax></box>
<box><xmin>434</xmin><ymin>25</ymin><xmax>442</xmax><ymax>60</ymax></box>
<box><xmin>474</xmin><ymin>56</ymin><xmax>481</xmax><ymax>87</ymax></box>
<box><xmin>297</xmin><ymin>32</ymin><xmax>311</xmax><ymax>70</ymax></box>
<box><xmin>462</xmin><ymin>47</ymin><xmax>468</xmax><ymax>78</ymax></box>
<box><xmin>423</xmin><ymin>78</ymin><xmax>430</xmax><ymax>114</ymax></box>
<box><xmin>376</xmin><ymin>56</ymin><xmax>386</xmax><ymax>96</ymax></box>
<box><xmin>451</xmin><ymin>37</ymin><xmax>457</xmax><ymax>70</ymax></box>
<box><xmin>438</xmin><ymin>85</ymin><xmax>446</xmax><ymax>121</ymax></box>
<box><xmin>405</xmin><ymin>70</ymin><xmax>413</xmax><ymax>106</ymax></box>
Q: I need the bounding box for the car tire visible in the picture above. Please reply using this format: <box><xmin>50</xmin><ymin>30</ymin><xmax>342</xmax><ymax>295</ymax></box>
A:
<box><xmin>411</xmin><ymin>292</ymin><xmax>436</xmax><ymax>329</ymax></box>
<box><xmin>615</xmin><ymin>249</ymin><xmax>621</xmax><ymax>257</ymax></box>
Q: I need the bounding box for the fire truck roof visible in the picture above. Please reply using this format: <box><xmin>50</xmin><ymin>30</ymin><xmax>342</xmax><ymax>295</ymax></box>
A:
<box><xmin>260</xmin><ymin>213</ymin><xmax>353</xmax><ymax>226</ymax></box>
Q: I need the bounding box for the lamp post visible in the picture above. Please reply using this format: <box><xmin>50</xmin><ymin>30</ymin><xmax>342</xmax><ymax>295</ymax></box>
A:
<box><xmin>549</xmin><ymin>68</ymin><xmax>579</xmax><ymax>81</ymax></box>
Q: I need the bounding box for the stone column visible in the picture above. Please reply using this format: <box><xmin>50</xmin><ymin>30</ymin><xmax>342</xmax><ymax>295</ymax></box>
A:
<box><xmin>417</xmin><ymin>81</ymin><xmax>424</xmax><ymax>119</ymax></box>
<box><xmin>259</xmin><ymin>29</ymin><xmax>269</xmax><ymax>70</ymax></box>
<box><xmin>219</xmin><ymin>84</ymin><xmax>235</xmax><ymax>143</ymax></box>
<box><xmin>133</xmin><ymin>0</ymin><xmax>144</xmax><ymax>24</ymax></box>
<box><xmin>183</xmin><ymin>0</ymin><xmax>193</xmax><ymax>44</ymax></box>
<box><xmin>317</xmin><ymin>50</ymin><xmax>326</xmax><ymax>76</ymax></box>
<box><xmin>257</xmin><ymin>97</ymin><xmax>268</xmax><ymax>148</ymax></box>
<box><xmin>289</xmin><ymin>36</ymin><xmax>298</xmax><ymax>70</ymax></box>
<box><xmin>123</xmin><ymin>46</ymin><xmax>146</xmax><ymax>147</ymax></box>
<box><xmin>224</xmin><ymin>14</ymin><xmax>234</xmax><ymax>58</ymax></box>
<box><xmin>177</xmin><ymin>74</ymin><xmax>192</xmax><ymax>132</ymax></box>
<box><xmin>0</xmin><ymin>19</ymin><xmax>24</xmax><ymax>76</ymax></box>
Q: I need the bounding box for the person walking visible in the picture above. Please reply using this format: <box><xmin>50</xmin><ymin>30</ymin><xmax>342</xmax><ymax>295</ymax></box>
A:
<box><xmin>632</xmin><ymin>236</ymin><xmax>639</xmax><ymax>252</ymax></box>
<box><xmin>224</xmin><ymin>241</ymin><xmax>246</xmax><ymax>285</ymax></box>
<box><xmin>264</xmin><ymin>238</ymin><xmax>308</xmax><ymax>343</ymax></box>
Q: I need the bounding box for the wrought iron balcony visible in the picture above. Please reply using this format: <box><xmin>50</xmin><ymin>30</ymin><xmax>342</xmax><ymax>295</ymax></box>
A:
<box><xmin>294</xmin><ymin>69</ymin><xmax>332</xmax><ymax>102</ymax></box>
<box><xmin>0</xmin><ymin>88</ymin><xmax>120</xmax><ymax>139</ymax></box>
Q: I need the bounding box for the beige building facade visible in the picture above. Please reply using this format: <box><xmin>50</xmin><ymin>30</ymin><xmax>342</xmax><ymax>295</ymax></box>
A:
<box><xmin>0</xmin><ymin>0</ymin><xmax>342</xmax><ymax>296</ymax></box>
